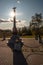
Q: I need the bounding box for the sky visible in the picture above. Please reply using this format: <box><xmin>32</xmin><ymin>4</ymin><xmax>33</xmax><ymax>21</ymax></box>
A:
<box><xmin>0</xmin><ymin>0</ymin><xmax>43</xmax><ymax>30</ymax></box>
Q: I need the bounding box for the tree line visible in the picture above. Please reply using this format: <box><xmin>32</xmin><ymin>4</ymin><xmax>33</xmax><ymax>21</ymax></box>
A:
<box><xmin>0</xmin><ymin>27</ymin><xmax>32</xmax><ymax>38</ymax></box>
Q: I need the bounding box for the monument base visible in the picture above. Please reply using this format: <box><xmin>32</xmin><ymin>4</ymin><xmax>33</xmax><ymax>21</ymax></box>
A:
<box><xmin>7</xmin><ymin>34</ymin><xmax>23</xmax><ymax>52</ymax></box>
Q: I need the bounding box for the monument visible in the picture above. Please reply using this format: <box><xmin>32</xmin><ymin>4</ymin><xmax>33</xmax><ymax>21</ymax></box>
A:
<box><xmin>7</xmin><ymin>7</ymin><xmax>23</xmax><ymax>51</ymax></box>
<box><xmin>13</xmin><ymin>7</ymin><xmax>17</xmax><ymax>35</ymax></box>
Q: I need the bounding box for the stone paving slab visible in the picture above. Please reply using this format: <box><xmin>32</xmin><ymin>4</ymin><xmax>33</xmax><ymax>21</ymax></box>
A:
<box><xmin>27</xmin><ymin>54</ymin><xmax>43</xmax><ymax>65</ymax></box>
<box><xmin>0</xmin><ymin>47</ymin><xmax>13</xmax><ymax>65</ymax></box>
<box><xmin>0</xmin><ymin>38</ymin><xmax>43</xmax><ymax>65</ymax></box>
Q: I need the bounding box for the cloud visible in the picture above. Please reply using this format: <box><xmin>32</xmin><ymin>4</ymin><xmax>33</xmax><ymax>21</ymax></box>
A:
<box><xmin>0</xmin><ymin>18</ymin><xmax>29</xmax><ymax>30</ymax></box>
<box><xmin>17</xmin><ymin>0</ymin><xmax>21</xmax><ymax>4</ymax></box>
<box><xmin>16</xmin><ymin>20</ymin><xmax>29</xmax><ymax>28</ymax></box>
<box><xmin>0</xmin><ymin>22</ymin><xmax>13</xmax><ymax>30</ymax></box>
<box><xmin>0</xmin><ymin>19</ymin><xmax>10</xmax><ymax>23</ymax></box>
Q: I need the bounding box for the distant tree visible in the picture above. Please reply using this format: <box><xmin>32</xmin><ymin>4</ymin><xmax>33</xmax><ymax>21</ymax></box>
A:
<box><xmin>27</xmin><ymin>27</ymin><xmax>32</xmax><ymax>35</ymax></box>
<box><xmin>20</xmin><ymin>26</ymin><xmax>32</xmax><ymax>36</ymax></box>
<box><xmin>22</xmin><ymin>27</ymin><xmax>28</xmax><ymax>36</ymax></box>
<box><xmin>18</xmin><ymin>28</ymin><xmax>22</xmax><ymax>36</ymax></box>
<box><xmin>0</xmin><ymin>29</ymin><xmax>12</xmax><ymax>38</ymax></box>
<box><xmin>30</xmin><ymin>13</ymin><xmax>43</xmax><ymax>43</ymax></box>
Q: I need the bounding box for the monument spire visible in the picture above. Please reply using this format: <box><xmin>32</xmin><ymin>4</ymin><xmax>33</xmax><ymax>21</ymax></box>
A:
<box><xmin>13</xmin><ymin>7</ymin><xmax>17</xmax><ymax>35</ymax></box>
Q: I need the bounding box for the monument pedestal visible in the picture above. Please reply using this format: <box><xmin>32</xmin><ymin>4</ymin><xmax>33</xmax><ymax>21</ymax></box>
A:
<box><xmin>7</xmin><ymin>34</ymin><xmax>23</xmax><ymax>52</ymax></box>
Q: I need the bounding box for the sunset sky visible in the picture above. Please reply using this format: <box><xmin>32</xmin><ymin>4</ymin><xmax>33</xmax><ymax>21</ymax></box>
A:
<box><xmin>0</xmin><ymin>0</ymin><xmax>43</xmax><ymax>30</ymax></box>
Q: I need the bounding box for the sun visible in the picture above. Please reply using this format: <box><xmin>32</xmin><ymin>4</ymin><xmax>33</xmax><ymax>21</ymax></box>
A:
<box><xmin>9</xmin><ymin>10</ymin><xmax>15</xmax><ymax>17</ymax></box>
<box><xmin>9</xmin><ymin>9</ymin><xmax>23</xmax><ymax>18</ymax></box>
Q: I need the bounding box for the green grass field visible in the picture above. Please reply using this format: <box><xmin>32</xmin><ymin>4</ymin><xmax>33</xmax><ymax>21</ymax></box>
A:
<box><xmin>21</xmin><ymin>35</ymin><xmax>43</xmax><ymax>38</ymax></box>
<box><xmin>21</xmin><ymin>35</ymin><xmax>34</xmax><ymax>38</ymax></box>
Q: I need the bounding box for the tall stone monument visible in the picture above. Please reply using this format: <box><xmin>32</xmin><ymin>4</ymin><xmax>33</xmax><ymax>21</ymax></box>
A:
<box><xmin>13</xmin><ymin>7</ymin><xmax>17</xmax><ymax>35</ymax></box>
<box><xmin>7</xmin><ymin>7</ymin><xmax>23</xmax><ymax>51</ymax></box>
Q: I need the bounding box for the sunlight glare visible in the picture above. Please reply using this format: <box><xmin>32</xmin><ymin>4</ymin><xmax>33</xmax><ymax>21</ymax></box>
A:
<box><xmin>9</xmin><ymin>10</ymin><xmax>15</xmax><ymax>17</ymax></box>
<box><xmin>9</xmin><ymin>10</ymin><xmax>23</xmax><ymax>18</ymax></box>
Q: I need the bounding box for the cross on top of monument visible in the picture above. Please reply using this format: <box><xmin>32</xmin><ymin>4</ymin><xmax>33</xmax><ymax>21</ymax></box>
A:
<box><xmin>13</xmin><ymin>7</ymin><xmax>16</xmax><ymax>12</ymax></box>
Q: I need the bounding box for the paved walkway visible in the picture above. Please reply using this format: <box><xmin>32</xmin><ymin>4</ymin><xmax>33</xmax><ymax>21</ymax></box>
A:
<box><xmin>0</xmin><ymin>38</ymin><xmax>43</xmax><ymax>65</ymax></box>
<box><xmin>0</xmin><ymin>40</ymin><xmax>13</xmax><ymax>65</ymax></box>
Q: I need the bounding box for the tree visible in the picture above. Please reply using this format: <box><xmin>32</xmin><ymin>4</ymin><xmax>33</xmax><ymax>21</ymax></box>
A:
<box><xmin>22</xmin><ymin>27</ymin><xmax>27</xmax><ymax>36</ymax></box>
<box><xmin>30</xmin><ymin>13</ymin><xmax>43</xmax><ymax>43</ymax></box>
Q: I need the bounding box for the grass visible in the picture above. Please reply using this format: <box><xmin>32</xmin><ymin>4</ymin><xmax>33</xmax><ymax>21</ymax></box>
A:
<box><xmin>21</xmin><ymin>35</ymin><xmax>34</xmax><ymax>38</ymax></box>
<box><xmin>0</xmin><ymin>35</ymin><xmax>43</xmax><ymax>38</ymax></box>
<box><xmin>21</xmin><ymin>35</ymin><xmax>43</xmax><ymax>38</ymax></box>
